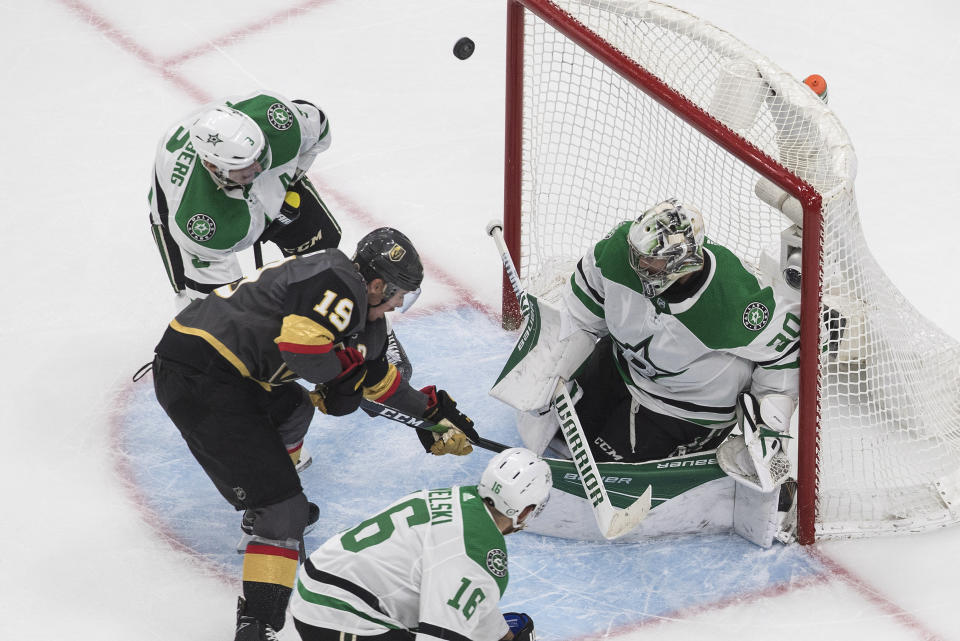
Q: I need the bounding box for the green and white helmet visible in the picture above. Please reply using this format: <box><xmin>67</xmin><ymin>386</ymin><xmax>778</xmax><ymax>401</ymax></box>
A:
<box><xmin>191</xmin><ymin>106</ymin><xmax>272</xmax><ymax>188</ymax></box>
<box><xmin>627</xmin><ymin>198</ymin><xmax>706</xmax><ymax>297</ymax></box>
<box><xmin>478</xmin><ymin>447</ymin><xmax>552</xmax><ymax>530</ymax></box>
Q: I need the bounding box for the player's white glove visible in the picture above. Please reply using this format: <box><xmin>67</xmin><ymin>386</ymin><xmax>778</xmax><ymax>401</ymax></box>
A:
<box><xmin>717</xmin><ymin>393</ymin><xmax>794</xmax><ymax>493</ymax></box>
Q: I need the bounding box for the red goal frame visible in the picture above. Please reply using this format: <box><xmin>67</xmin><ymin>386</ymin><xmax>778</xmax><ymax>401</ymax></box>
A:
<box><xmin>501</xmin><ymin>0</ymin><xmax>824</xmax><ymax>544</ymax></box>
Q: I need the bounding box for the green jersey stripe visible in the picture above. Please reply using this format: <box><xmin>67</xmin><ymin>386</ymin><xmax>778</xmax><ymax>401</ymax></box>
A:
<box><xmin>571</xmin><ymin>274</ymin><xmax>605</xmax><ymax>318</ymax></box>
<box><xmin>295</xmin><ymin>580</ymin><xmax>400</xmax><ymax>630</ymax></box>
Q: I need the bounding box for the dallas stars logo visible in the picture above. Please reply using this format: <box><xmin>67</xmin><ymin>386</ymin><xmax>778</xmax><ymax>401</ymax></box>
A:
<box><xmin>267</xmin><ymin>102</ymin><xmax>294</xmax><ymax>130</ymax></box>
<box><xmin>614</xmin><ymin>335</ymin><xmax>686</xmax><ymax>381</ymax></box>
<box><xmin>742</xmin><ymin>301</ymin><xmax>770</xmax><ymax>331</ymax></box>
<box><xmin>186</xmin><ymin>213</ymin><xmax>216</xmax><ymax>242</ymax></box>
<box><xmin>205</xmin><ymin>133</ymin><xmax>223</xmax><ymax>146</ymax></box>
<box><xmin>486</xmin><ymin>548</ymin><xmax>507</xmax><ymax>578</ymax></box>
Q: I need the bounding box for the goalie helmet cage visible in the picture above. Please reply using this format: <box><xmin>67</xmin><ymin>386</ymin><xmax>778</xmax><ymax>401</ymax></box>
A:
<box><xmin>501</xmin><ymin>0</ymin><xmax>960</xmax><ymax>544</ymax></box>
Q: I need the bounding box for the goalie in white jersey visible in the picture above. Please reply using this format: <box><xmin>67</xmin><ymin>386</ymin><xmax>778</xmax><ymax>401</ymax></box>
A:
<box><xmin>289</xmin><ymin>448</ymin><xmax>550</xmax><ymax>641</ymax></box>
<box><xmin>520</xmin><ymin>199</ymin><xmax>800</xmax><ymax>493</ymax></box>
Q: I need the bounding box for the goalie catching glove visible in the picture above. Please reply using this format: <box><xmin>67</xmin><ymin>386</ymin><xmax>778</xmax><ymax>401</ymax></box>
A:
<box><xmin>310</xmin><ymin>348</ymin><xmax>367</xmax><ymax>416</ymax></box>
<box><xmin>418</xmin><ymin>386</ymin><xmax>480</xmax><ymax>456</ymax></box>
<box><xmin>717</xmin><ymin>392</ymin><xmax>794</xmax><ymax>493</ymax></box>
<box><xmin>503</xmin><ymin>613</ymin><xmax>535</xmax><ymax>641</ymax></box>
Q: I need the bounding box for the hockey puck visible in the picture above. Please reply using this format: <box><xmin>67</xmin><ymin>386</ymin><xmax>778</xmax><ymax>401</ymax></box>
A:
<box><xmin>453</xmin><ymin>37</ymin><xmax>475</xmax><ymax>60</ymax></box>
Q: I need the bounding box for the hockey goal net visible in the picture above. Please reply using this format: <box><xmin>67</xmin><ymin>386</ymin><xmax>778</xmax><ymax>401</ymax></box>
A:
<box><xmin>502</xmin><ymin>0</ymin><xmax>960</xmax><ymax>543</ymax></box>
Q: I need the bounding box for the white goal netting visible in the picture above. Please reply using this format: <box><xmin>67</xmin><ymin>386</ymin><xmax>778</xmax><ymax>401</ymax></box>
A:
<box><xmin>510</xmin><ymin>0</ymin><xmax>960</xmax><ymax>540</ymax></box>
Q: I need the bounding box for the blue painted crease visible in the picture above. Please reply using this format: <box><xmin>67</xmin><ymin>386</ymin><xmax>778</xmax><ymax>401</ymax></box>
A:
<box><xmin>120</xmin><ymin>307</ymin><xmax>823</xmax><ymax>640</ymax></box>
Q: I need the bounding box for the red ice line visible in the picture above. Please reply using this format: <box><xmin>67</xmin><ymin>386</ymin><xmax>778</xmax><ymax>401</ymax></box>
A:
<box><xmin>109</xmin><ymin>378</ymin><xmax>239</xmax><ymax>589</ymax></box>
<box><xmin>55</xmin><ymin>0</ymin><xmax>494</xmax><ymax>318</ymax></box>
<box><xmin>62</xmin><ymin>2</ymin><xmax>939</xmax><ymax>639</ymax></box>
<box><xmin>807</xmin><ymin>546</ymin><xmax>949</xmax><ymax>641</ymax></box>
<box><xmin>565</xmin><ymin>571</ymin><xmax>830</xmax><ymax>641</ymax></box>
<box><xmin>568</xmin><ymin>549</ymin><xmax>948</xmax><ymax>641</ymax></box>
<box><xmin>160</xmin><ymin>0</ymin><xmax>337</xmax><ymax>68</ymax></box>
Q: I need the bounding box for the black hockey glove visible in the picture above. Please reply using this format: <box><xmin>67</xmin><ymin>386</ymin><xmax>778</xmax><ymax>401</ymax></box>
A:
<box><xmin>504</xmin><ymin>613</ymin><xmax>535</xmax><ymax>641</ymax></box>
<box><xmin>310</xmin><ymin>348</ymin><xmax>367</xmax><ymax>416</ymax></box>
<box><xmin>259</xmin><ymin>190</ymin><xmax>302</xmax><ymax>243</ymax></box>
<box><xmin>418</xmin><ymin>386</ymin><xmax>480</xmax><ymax>456</ymax></box>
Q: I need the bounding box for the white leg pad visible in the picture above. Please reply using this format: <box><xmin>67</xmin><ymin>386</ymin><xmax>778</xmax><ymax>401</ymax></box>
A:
<box><xmin>733</xmin><ymin>482</ymin><xmax>781</xmax><ymax>548</ymax></box>
<box><xmin>516</xmin><ymin>409</ymin><xmax>560</xmax><ymax>455</ymax></box>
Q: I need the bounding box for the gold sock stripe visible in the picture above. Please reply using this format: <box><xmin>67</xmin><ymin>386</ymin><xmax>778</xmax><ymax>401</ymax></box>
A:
<box><xmin>242</xmin><ymin>545</ymin><xmax>299</xmax><ymax>588</ymax></box>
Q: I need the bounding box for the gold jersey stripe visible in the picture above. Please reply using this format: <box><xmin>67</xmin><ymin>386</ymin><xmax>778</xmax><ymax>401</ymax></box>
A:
<box><xmin>275</xmin><ymin>314</ymin><xmax>336</xmax><ymax>348</ymax></box>
<box><xmin>363</xmin><ymin>363</ymin><xmax>400</xmax><ymax>401</ymax></box>
<box><xmin>169</xmin><ymin>319</ymin><xmax>251</xmax><ymax>378</ymax></box>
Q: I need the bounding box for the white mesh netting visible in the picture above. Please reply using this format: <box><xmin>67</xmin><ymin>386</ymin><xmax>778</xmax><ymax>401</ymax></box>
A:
<box><xmin>513</xmin><ymin>0</ymin><xmax>960</xmax><ymax>539</ymax></box>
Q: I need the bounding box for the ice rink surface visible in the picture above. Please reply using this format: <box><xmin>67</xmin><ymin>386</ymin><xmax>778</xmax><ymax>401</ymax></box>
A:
<box><xmin>1</xmin><ymin>1</ymin><xmax>959</xmax><ymax>640</ymax></box>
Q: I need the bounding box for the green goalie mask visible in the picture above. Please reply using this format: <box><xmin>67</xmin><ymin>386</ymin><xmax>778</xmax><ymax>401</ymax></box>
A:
<box><xmin>627</xmin><ymin>198</ymin><xmax>706</xmax><ymax>297</ymax></box>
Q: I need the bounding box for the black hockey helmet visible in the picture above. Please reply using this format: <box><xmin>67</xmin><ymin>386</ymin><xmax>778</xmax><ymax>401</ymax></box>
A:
<box><xmin>353</xmin><ymin>228</ymin><xmax>424</xmax><ymax>296</ymax></box>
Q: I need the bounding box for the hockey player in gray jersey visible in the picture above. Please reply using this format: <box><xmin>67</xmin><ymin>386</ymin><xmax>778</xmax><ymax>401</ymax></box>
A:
<box><xmin>152</xmin><ymin>228</ymin><xmax>480</xmax><ymax>641</ymax></box>
<box><xmin>148</xmin><ymin>90</ymin><xmax>342</xmax><ymax>302</ymax></box>
<box><xmin>290</xmin><ymin>447</ymin><xmax>549</xmax><ymax>641</ymax></box>
<box><xmin>517</xmin><ymin>199</ymin><xmax>799</xmax><ymax>493</ymax></box>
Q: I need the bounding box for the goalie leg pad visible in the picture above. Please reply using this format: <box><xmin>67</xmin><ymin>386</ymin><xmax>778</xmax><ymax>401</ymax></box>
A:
<box><xmin>516</xmin><ymin>409</ymin><xmax>560</xmax><ymax>456</ymax></box>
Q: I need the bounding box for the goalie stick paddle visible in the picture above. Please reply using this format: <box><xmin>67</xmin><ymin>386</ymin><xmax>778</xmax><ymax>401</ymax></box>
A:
<box><xmin>551</xmin><ymin>379</ymin><xmax>651</xmax><ymax>538</ymax></box>
<box><xmin>486</xmin><ymin>220</ymin><xmax>651</xmax><ymax>539</ymax></box>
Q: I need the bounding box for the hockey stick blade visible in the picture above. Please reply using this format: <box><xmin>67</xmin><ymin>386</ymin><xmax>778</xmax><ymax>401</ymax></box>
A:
<box><xmin>360</xmin><ymin>398</ymin><xmax>508</xmax><ymax>453</ymax></box>
<box><xmin>602</xmin><ymin>484</ymin><xmax>652</xmax><ymax>539</ymax></box>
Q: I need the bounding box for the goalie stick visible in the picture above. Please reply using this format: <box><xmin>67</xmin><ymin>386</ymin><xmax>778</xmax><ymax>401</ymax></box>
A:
<box><xmin>361</xmin><ymin>397</ymin><xmax>666</xmax><ymax>519</ymax></box>
<box><xmin>486</xmin><ymin>221</ymin><xmax>651</xmax><ymax>539</ymax></box>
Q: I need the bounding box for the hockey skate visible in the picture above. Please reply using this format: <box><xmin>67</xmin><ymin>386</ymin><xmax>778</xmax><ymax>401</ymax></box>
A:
<box><xmin>234</xmin><ymin>597</ymin><xmax>279</xmax><ymax>641</ymax></box>
<box><xmin>774</xmin><ymin>480</ymin><xmax>798</xmax><ymax>544</ymax></box>
<box><xmin>236</xmin><ymin>501</ymin><xmax>320</xmax><ymax>554</ymax></box>
<box><xmin>294</xmin><ymin>445</ymin><xmax>312</xmax><ymax>473</ymax></box>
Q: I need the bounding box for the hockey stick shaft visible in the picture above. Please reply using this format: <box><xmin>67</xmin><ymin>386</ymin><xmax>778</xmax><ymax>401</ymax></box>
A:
<box><xmin>486</xmin><ymin>220</ymin><xmax>650</xmax><ymax>538</ymax></box>
<box><xmin>486</xmin><ymin>221</ymin><xmax>529</xmax><ymax>316</ymax></box>
<box><xmin>360</xmin><ymin>398</ymin><xmax>508</xmax><ymax>453</ymax></box>
<box><xmin>552</xmin><ymin>380</ymin><xmax>651</xmax><ymax>538</ymax></box>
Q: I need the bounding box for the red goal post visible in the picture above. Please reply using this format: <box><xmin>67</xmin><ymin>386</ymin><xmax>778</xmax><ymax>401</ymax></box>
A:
<box><xmin>502</xmin><ymin>0</ymin><xmax>960</xmax><ymax>543</ymax></box>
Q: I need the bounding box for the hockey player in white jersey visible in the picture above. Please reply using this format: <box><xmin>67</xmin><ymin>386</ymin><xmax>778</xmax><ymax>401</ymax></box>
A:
<box><xmin>517</xmin><ymin>199</ymin><xmax>799</xmax><ymax>493</ymax></box>
<box><xmin>289</xmin><ymin>448</ymin><xmax>549</xmax><ymax>641</ymax></box>
<box><xmin>148</xmin><ymin>90</ymin><xmax>342</xmax><ymax>302</ymax></box>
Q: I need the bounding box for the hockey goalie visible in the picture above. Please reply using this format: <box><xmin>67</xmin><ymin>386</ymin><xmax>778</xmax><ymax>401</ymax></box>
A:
<box><xmin>491</xmin><ymin>199</ymin><xmax>800</xmax><ymax>545</ymax></box>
